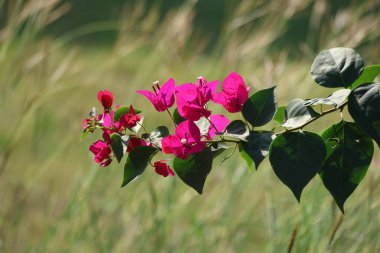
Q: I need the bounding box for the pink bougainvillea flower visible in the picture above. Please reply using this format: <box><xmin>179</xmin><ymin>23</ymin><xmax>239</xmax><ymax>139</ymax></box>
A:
<box><xmin>101</xmin><ymin>110</ymin><xmax>114</xmax><ymax>129</ymax></box>
<box><xmin>195</xmin><ymin>76</ymin><xmax>219</xmax><ymax>103</ymax></box>
<box><xmin>175</xmin><ymin>76</ymin><xmax>218</xmax><ymax>121</ymax></box>
<box><xmin>127</xmin><ymin>137</ymin><xmax>147</xmax><ymax>153</ymax></box>
<box><xmin>97</xmin><ymin>90</ymin><xmax>114</xmax><ymax>110</ymax></box>
<box><xmin>180</xmin><ymin>103</ymin><xmax>211</xmax><ymax>121</ymax></box>
<box><xmin>89</xmin><ymin>140</ymin><xmax>112</xmax><ymax>167</ymax></box>
<box><xmin>208</xmin><ymin>114</ymin><xmax>230</xmax><ymax>139</ymax></box>
<box><xmin>136</xmin><ymin>78</ymin><xmax>175</xmax><ymax>112</ymax></box>
<box><xmin>213</xmin><ymin>72</ymin><xmax>250</xmax><ymax>113</ymax></box>
<box><xmin>154</xmin><ymin>160</ymin><xmax>175</xmax><ymax>177</ymax></box>
<box><xmin>118</xmin><ymin>106</ymin><xmax>141</xmax><ymax>129</ymax></box>
<box><xmin>161</xmin><ymin>120</ymin><xmax>205</xmax><ymax>159</ymax></box>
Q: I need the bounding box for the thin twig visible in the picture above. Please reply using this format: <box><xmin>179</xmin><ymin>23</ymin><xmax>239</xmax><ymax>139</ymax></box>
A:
<box><xmin>166</xmin><ymin>109</ymin><xmax>177</xmax><ymax>127</ymax></box>
<box><xmin>277</xmin><ymin>101</ymin><xmax>348</xmax><ymax>135</ymax></box>
<box><xmin>204</xmin><ymin>139</ymin><xmax>240</xmax><ymax>144</ymax></box>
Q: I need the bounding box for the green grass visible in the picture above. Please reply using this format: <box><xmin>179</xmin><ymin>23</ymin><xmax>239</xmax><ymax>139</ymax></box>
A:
<box><xmin>0</xmin><ymin>0</ymin><xmax>380</xmax><ymax>252</ymax></box>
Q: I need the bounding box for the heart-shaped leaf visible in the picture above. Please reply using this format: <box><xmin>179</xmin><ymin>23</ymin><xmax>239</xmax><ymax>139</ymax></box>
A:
<box><xmin>269</xmin><ymin>131</ymin><xmax>327</xmax><ymax>201</ymax></box>
<box><xmin>222</xmin><ymin>120</ymin><xmax>250</xmax><ymax>141</ymax></box>
<box><xmin>348</xmin><ymin>82</ymin><xmax>380</xmax><ymax>147</ymax></box>
<box><xmin>242</xmin><ymin>86</ymin><xmax>277</xmax><ymax>127</ymax></box>
<box><xmin>304</xmin><ymin>89</ymin><xmax>351</xmax><ymax>108</ymax></box>
<box><xmin>311</xmin><ymin>47</ymin><xmax>364</xmax><ymax>88</ymax></box>
<box><xmin>320</xmin><ymin>121</ymin><xmax>374</xmax><ymax>213</ymax></box>
<box><xmin>240</xmin><ymin>131</ymin><xmax>273</xmax><ymax>171</ymax></box>
<box><xmin>173</xmin><ymin>148</ymin><xmax>213</xmax><ymax>194</ymax></box>
<box><xmin>121</xmin><ymin>146</ymin><xmax>157</xmax><ymax>187</ymax></box>
<box><xmin>114</xmin><ymin>106</ymin><xmax>142</xmax><ymax>122</ymax></box>
<box><xmin>282</xmin><ymin>99</ymin><xmax>319</xmax><ymax>129</ymax></box>
<box><xmin>350</xmin><ymin>65</ymin><xmax>380</xmax><ymax>89</ymax></box>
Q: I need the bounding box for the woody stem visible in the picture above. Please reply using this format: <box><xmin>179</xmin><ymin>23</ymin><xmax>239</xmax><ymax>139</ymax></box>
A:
<box><xmin>276</xmin><ymin>101</ymin><xmax>348</xmax><ymax>135</ymax></box>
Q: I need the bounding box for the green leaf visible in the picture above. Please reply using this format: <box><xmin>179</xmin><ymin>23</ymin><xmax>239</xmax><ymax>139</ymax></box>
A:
<box><xmin>114</xmin><ymin>106</ymin><xmax>141</xmax><ymax>122</ymax></box>
<box><xmin>222</xmin><ymin>120</ymin><xmax>250</xmax><ymax>141</ymax></box>
<box><xmin>121</xmin><ymin>146</ymin><xmax>157</xmax><ymax>187</ymax></box>
<box><xmin>173</xmin><ymin>148</ymin><xmax>213</xmax><ymax>194</ymax></box>
<box><xmin>240</xmin><ymin>131</ymin><xmax>273</xmax><ymax>171</ymax></box>
<box><xmin>242</xmin><ymin>86</ymin><xmax>277</xmax><ymax>127</ymax></box>
<box><xmin>80</xmin><ymin>129</ymin><xmax>90</xmax><ymax>141</ymax></box>
<box><xmin>348</xmin><ymin>82</ymin><xmax>380</xmax><ymax>147</ymax></box>
<box><xmin>173</xmin><ymin>108</ymin><xmax>185</xmax><ymax>125</ymax></box>
<box><xmin>111</xmin><ymin>134</ymin><xmax>124</xmax><ymax>163</ymax></box>
<box><xmin>311</xmin><ymin>47</ymin><xmax>364</xmax><ymax>88</ymax></box>
<box><xmin>239</xmin><ymin>144</ymin><xmax>253</xmax><ymax>171</ymax></box>
<box><xmin>304</xmin><ymin>89</ymin><xmax>351</xmax><ymax>108</ymax></box>
<box><xmin>350</xmin><ymin>65</ymin><xmax>380</xmax><ymax>89</ymax></box>
<box><xmin>320</xmin><ymin>121</ymin><xmax>374</xmax><ymax>213</ymax></box>
<box><xmin>282</xmin><ymin>99</ymin><xmax>319</xmax><ymax>129</ymax></box>
<box><xmin>269</xmin><ymin>131</ymin><xmax>327</xmax><ymax>201</ymax></box>
<box><xmin>273</xmin><ymin>106</ymin><xmax>286</xmax><ymax>124</ymax></box>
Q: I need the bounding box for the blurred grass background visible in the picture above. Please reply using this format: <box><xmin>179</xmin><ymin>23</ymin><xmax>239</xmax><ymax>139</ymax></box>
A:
<box><xmin>0</xmin><ymin>0</ymin><xmax>380</xmax><ymax>252</ymax></box>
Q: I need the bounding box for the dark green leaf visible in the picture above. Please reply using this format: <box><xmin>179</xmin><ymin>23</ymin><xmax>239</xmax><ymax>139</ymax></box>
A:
<box><xmin>273</xmin><ymin>106</ymin><xmax>286</xmax><ymax>124</ymax></box>
<box><xmin>114</xmin><ymin>106</ymin><xmax>142</xmax><ymax>122</ymax></box>
<box><xmin>121</xmin><ymin>146</ymin><xmax>157</xmax><ymax>187</ymax></box>
<box><xmin>242</xmin><ymin>86</ymin><xmax>277</xmax><ymax>127</ymax></box>
<box><xmin>111</xmin><ymin>134</ymin><xmax>124</xmax><ymax>163</ymax></box>
<box><xmin>311</xmin><ymin>47</ymin><xmax>364</xmax><ymax>88</ymax></box>
<box><xmin>350</xmin><ymin>65</ymin><xmax>380</xmax><ymax>89</ymax></box>
<box><xmin>222</xmin><ymin>120</ymin><xmax>249</xmax><ymax>141</ymax></box>
<box><xmin>320</xmin><ymin>121</ymin><xmax>374</xmax><ymax>213</ymax></box>
<box><xmin>173</xmin><ymin>148</ymin><xmax>213</xmax><ymax>194</ymax></box>
<box><xmin>173</xmin><ymin>108</ymin><xmax>185</xmax><ymax>125</ymax></box>
<box><xmin>304</xmin><ymin>89</ymin><xmax>350</xmax><ymax>108</ymax></box>
<box><xmin>269</xmin><ymin>131</ymin><xmax>326</xmax><ymax>201</ymax></box>
<box><xmin>282</xmin><ymin>99</ymin><xmax>319</xmax><ymax>128</ymax></box>
<box><xmin>240</xmin><ymin>131</ymin><xmax>273</xmax><ymax>171</ymax></box>
<box><xmin>348</xmin><ymin>82</ymin><xmax>380</xmax><ymax>147</ymax></box>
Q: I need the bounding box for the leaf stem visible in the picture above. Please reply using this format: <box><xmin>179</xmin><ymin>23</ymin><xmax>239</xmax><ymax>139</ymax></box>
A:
<box><xmin>166</xmin><ymin>109</ymin><xmax>177</xmax><ymax>127</ymax></box>
<box><xmin>244</xmin><ymin>117</ymin><xmax>252</xmax><ymax>131</ymax></box>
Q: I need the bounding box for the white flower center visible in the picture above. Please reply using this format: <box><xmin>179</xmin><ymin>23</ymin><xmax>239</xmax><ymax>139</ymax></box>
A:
<box><xmin>181</xmin><ymin>138</ymin><xmax>188</xmax><ymax>145</ymax></box>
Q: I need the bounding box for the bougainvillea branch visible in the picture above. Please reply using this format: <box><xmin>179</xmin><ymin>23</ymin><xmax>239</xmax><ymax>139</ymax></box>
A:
<box><xmin>82</xmin><ymin>47</ymin><xmax>380</xmax><ymax>213</ymax></box>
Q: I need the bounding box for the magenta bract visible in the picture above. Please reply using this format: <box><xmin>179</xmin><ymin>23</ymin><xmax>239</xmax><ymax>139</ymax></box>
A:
<box><xmin>161</xmin><ymin>120</ymin><xmax>205</xmax><ymax>159</ymax></box>
<box><xmin>97</xmin><ymin>90</ymin><xmax>114</xmax><ymax>110</ymax></box>
<box><xmin>136</xmin><ymin>78</ymin><xmax>175</xmax><ymax>112</ymax></box>
<box><xmin>154</xmin><ymin>160</ymin><xmax>175</xmax><ymax>177</ymax></box>
<box><xmin>213</xmin><ymin>72</ymin><xmax>249</xmax><ymax>113</ymax></box>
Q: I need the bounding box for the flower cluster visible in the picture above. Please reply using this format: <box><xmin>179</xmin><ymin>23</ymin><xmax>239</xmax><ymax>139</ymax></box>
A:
<box><xmin>82</xmin><ymin>72</ymin><xmax>250</xmax><ymax>177</ymax></box>
<box><xmin>138</xmin><ymin>72</ymin><xmax>249</xmax><ymax>159</ymax></box>
<box><xmin>83</xmin><ymin>90</ymin><xmax>174</xmax><ymax>176</ymax></box>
